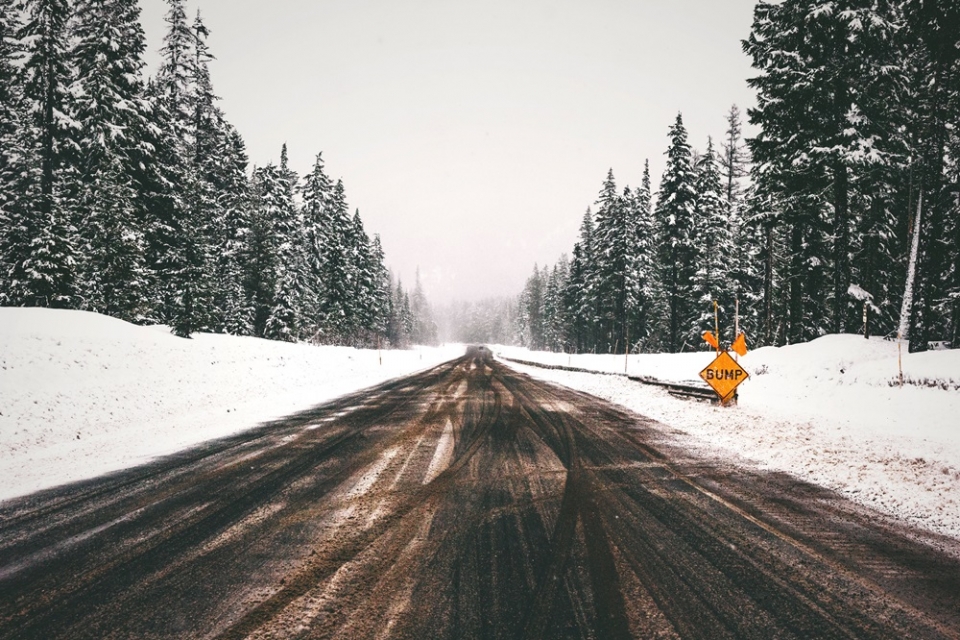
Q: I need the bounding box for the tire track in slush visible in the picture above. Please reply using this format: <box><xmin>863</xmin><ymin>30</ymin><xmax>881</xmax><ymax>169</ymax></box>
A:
<box><xmin>211</xmin><ymin>360</ymin><xmax>505</xmax><ymax>640</ymax></box>
<box><xmin>502</xmin><ymin>363</ymin><xmax>960</xmax><ymax>640</ymax></box>
<box><xmin>498</xmin><ymin>371</ymin><xmax>631</xmax><ymax>640</ymax></box>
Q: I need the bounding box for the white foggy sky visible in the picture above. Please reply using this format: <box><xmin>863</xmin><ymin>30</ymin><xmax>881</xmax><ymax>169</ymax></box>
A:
<box><xmin>139</xmin><ymin>0</ymin><xmax>758</xmax><ymax>303</ymax></box>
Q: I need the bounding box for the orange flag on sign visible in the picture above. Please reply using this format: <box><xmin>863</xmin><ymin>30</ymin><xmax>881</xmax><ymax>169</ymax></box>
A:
<box><xmin>731</xmin><ymin>332</ymin><xmax>748</xmax><ymax>356</ymax></box>
<box><xmin>702</xmin><ymin>330</ymin><xmax>719</xmax><ymax>350</ymax></box>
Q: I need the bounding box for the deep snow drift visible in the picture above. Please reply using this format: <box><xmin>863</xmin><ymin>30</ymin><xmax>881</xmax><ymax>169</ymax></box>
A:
<box><xmin>0</xmin><ymin>308</ymin><xmax>462</xmax><ymax>501</ymax></box>
<box><xmin>496</xmin><ymin>338</ymin><xmax>960</xmax><ymax>541</ymax></box>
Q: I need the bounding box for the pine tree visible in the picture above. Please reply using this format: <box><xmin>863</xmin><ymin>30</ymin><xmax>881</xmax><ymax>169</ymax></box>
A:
<box><xmin>245</xmin><ymin>164</ymin><xmax>282</xmax><ymax>337</ymax></box>
<box><xmin>410</xmin><ymin>268</ymin><xmax>436</xmax><ymax>345</ymax></box>
<box><xmin>518</xmin><ymin>264</ymin><xmax>545</xmax><ymax>349</ymax></box>
<box><xmin>147</xmin><ymin>0</ymin><xmax>205</xmax><ymax>335</ymax></box>
<box><xmin>542</xmin><ymin>257</ymin><xmax>569</xmax><ymax>352</ymax></box>
<box><xmin>3</xmin><ymin>180</ymin><xmax>78</xmax><ymax>309</ymax></box>
<box><xmin>315</xmin><ymin>179</ymin><xmax>354</xmax><ymax>342</ymax></box>
<box><xmin>573</xmin><ymin>207</ymin><xmax>597</xmax><ymax>351</ymax></box>
<box><xmin>691</xmin><ymin>137</ymin><xmax>732</xmax><ymax>345</ymax></box>
<box><xmin>592</xmin><ymin>169</ymin><xmax>639</xmax><ymax>353</ymax></box>
<box><xmin>720</xmin><ymin>104</ymin><xmax>749</xmax><ymax>214</ymax></box>
<box><xmin>300</xmin><ymin>152</ymin><xmax>334</xmax><ymax>338</ymax></box>
<box><xmin>213</xmin><ymin>126</ymin><xmax>253</xmax><ymax>335</ymax></box>
<box><xmin>190</xmin><ymin>11</ymin><xmax>216</xmax><ymax>168</ymax></box>
<box><xmin>563</xmin><ymin>240</ymin><xmax>589</xmax><ymax>352</ymax></box>
<box><xmin>632</xmin><ymin>161</ymin><xmax>658</xmax><ymax>351</ymax></box>
<box><xmin>5</xmin><ymin>0</ymin><xmax>79</xmax><ymax>308</ymax></box>
<box><xmin>741</xmin><ymin>180</ymin><xmax>782</xmax><ymax>345</ymax></box>
<box><xmin>719</xmin><ymin>105</ymin><xmax>764</xmax><ymax>341</ymax></box>
<box><xmin>264</xmin><ymin>268</ymin><xmax>299</xmax><ymax>342</ymax></box>
<box><xmin>0</xmin><ymin>0</ymin><xmax>24</xmax><ymax>300</ymax></box>
<box><xmin>69</xmin><ymin>0</ymin><xmax>152</xmax><ymax>321</ymax></box>
<box><xmin>349</xmin><ymin>209</ymin><xmax>377</xmax><ymax>344</ymax></box>
<box><xmin>20</xmin><ymin>0</ymin><xmax>74</xmax><ymax>215</ymax></box>
<box><xmin>136</xmin><ymin>1</ymin><xmax>191</xmax><ymax>322</ymax></box>
<box><xmin>0</xmin><ymin>0</ymin><xmax>21</xmax><ymax>178</ymax></box>
<box><xmin>654</xmin><ymin>113</ymin><xmax>699</xmax><ymax>352</ymax></box>
<box><xmin>249</xmin><ymin>153</ymin><xmax>302</xmax><ymax>341</ymax></box>
<box><xmin>367</xmin><ymin>234</ymin><xmax>391</xmax><ymax>343</ymax></box>
<box><xmin>387</xmin><ymin>275</ymin><xmax>409</xmax><ymax>348</ymax></box>
<box><xmin>264</xmin><ymin>144</ymin><xmax>310</xmax><ymax>341</ymax></box>
<box><xmin>156</xmin><ymin>0</ymin><xmax>192</xmax><ymax>138</ymax></box>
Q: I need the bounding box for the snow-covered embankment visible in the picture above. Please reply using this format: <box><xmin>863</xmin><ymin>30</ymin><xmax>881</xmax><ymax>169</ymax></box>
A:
<box><xmin>0</xmin><ymin>308</ymin><xmax>461</xmax><ymax>501</ymax></box>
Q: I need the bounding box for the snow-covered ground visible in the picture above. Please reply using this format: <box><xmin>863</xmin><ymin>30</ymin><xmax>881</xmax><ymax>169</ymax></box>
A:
<box><xmin>4</xmin><ymin>308</ymin><xmax>958</xmax><ymax>543</ymax></box>
<box><xmin>0</xmin><ymin>308</ymin><xmax>462</xmax><ymax>502</ymax></box>
<box><xmin>495</xmin><ymin>338</ymin><xmax>960</xmax><ymax>540</ymax></box>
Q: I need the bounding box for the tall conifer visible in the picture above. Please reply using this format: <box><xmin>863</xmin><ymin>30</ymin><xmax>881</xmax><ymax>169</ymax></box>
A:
<box><xmin>6</xmin><ymin>0</ymin><xmax>78</xmax><ymax>308</ymax></box>
<box><xmin>655</xmin><ymin>113</ymin><xmax>698</xmax><ymax>352</ymax></box>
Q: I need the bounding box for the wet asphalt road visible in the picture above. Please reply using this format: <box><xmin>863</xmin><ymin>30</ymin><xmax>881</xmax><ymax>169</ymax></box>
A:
<box><xmin>1</xmin><ymin>348</ymin><xmax>959</xmax><ymax>639</ymax></box>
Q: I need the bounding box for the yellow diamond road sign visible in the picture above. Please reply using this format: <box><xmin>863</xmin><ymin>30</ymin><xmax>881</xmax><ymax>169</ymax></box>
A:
<box><xmin>699</xmin><ymin>350</ymin><xmax>749</xmax><ymax>402</ymax></box>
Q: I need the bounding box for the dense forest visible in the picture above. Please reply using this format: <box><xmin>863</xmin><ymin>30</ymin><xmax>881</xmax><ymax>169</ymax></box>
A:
<box><xmin>0</xmin><ymin>0</ymin><xmax>437</xmax><ymax>347</ymax></box>
<box><xmin>515</xmin><ymin>0</ymin><xmax>960</xmax><ymax>354</ymax></box>
<box><xmin>3</xmin><ymin>1</ymin><xmax>958</xmax><ymax>355</ymax></box>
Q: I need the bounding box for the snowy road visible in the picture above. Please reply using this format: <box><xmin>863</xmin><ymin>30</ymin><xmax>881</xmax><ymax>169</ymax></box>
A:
<box><xmin>1</xmin><ymin>349</ymin><xmax>958</xmax><ymax>639</ymax></box>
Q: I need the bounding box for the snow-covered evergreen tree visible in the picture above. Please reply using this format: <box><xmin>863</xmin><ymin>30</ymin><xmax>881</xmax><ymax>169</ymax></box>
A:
<box><xmin>348</xmin><ymin>209</ymin><xmax>376</xmax><ymax>344</ymax></box>
<box><xmin>3</xmin><ymin>190</ymin><xmax>78</xmax><ymax>308</ymax></box>
<box><xmin>517</xmin><ymin>264</ymin><xmax>545</xmax><ymax>349</ymax></box>
<box><xmin>654</xmin><ymin>113</ymin><xmax>699</xmax><ymax>352</ymax></box>
<box><xmin>0</xmin><ymin>0</ymin><xmax>24</xmax><ymax>300</ymax></box>
<box><xmin>299</xmin><ymin>152</ymin><xmax>333</xmax><ymax>338</ymax></box>
<box><xmin>212</xmin><ymin>125</ymin><xmax>253</xmax><ymax>335</ymax></box>
<box><xmin>632</xmin><ymin>160</ymin><xmax>659</xmax><ymax>351</ymax></box>
<box><xmin>367</xmin><ymin>234</ymin><xmax>391</xmax><ymax>343</ymax></box>
<box><xmin>541</xmin><ymin>256</ymin><xmax>568</xmax><ymax>352</ymax></box>
<box><xmin>691</xmin><ymin>137</ymin><xmax>732</xmax><ymax>345</ymax></box>
<box><xmin>387</xmin><ymin>276</ymin><xmax>413</xmax><ymax>348</ymax></box>
<box><xmin>409</xmin><ymin>268</ymin><xmax>437</xmax><ymax>346</ymax></box>
<box><xmin>566</xmin><ymin>207</ymin><xmax>597</xmax><ymax>352</ymax></box>
<box><xmin>720</xmin><ymin>104</ymin><xmax>749</xmax><ymax>215</ymax></box>
<box><xmin>591</xmin><ymin>169</ymin><xmax>640</xmax><ymax>353</ymax></box>
<box><xmin>69</xmin><ymin>0</ymin><xmax>152</xmax><ymax>321</ymax></box>
<box><xmin>5</xmin><ymin>0</ymin><xmax>79</xmax><ymax>308</ymax></box>
<box><xmin>263</xmin><ymin>144</ymin><xmax>310</xmax><ymax>341</ymax></box>
<box><xmin>155</xmin><ymin>0</ymin><xmax>191</xmax><ymax>139</ymax></box>
<box><xmin>314</xmin><ymin>179</ymin><xmax>354</xmax><ymax>343</ymax></box>
<box><xmin>0</xmin><ymin>0</ymin><xmax>21</xmax><ymax>179</ymax></box>
<box><xmin>245</xmin><ymin>164</ymin><xmax>282</xmax><ymax>337</ymax></box>
<box><xmin>264</xmin><ymin>267</ymin><xmax>299</xmax><ymax>342</ymax></box>
<box><xmin>719</xmin><ymin>104</ymin><xmax>764</xmax><ymax>341</ymax></box>
<box><xmin>149</xmin><ymin>0</ymin><xmax>204</xmax><ymax>335</ymax></box>
<box><xmin>563</xmin><ymin>240</ymin><xmax>589</xmax><ymax>352</ymax></box>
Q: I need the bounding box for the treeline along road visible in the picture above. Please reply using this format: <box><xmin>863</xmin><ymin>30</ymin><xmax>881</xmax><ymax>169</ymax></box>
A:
<box><xmin>1</xmin><ymin>348</ymin><xmax>958</xmax><ymax>639</ymax></box>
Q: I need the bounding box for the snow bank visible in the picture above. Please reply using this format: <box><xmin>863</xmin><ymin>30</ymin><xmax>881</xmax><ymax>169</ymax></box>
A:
<box><xmin>0</xmin><ymin>308</ymin><xmax>462</xmax><ymax>501</ymax></box>
<box><xmin>4</xmin><ymin>311</ymin><xmax>956</xmax><ymax>541</ymax></box>
<box><xmin>496</xmin><ymin>337</ymin><xmax>960</xmax><ymax>540</ymax></box>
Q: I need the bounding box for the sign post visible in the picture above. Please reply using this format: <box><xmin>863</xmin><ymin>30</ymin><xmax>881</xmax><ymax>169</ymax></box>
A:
<box><xmin>699</xmin><ymin>350</ymin><xmax>749</xmax><ymax>406</ymax></box>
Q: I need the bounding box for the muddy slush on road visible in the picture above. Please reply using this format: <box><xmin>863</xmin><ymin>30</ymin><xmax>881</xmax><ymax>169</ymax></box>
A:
<box><xmin>1</xmin><ymin>346</ymin><xmax>959</xmax><ymax>639</ymax></box>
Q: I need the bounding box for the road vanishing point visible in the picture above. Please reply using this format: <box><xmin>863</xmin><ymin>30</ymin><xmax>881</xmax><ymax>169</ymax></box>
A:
<box><xmin>1</xmin><ymin>348</ymin><xmax>959</xmax><ymax>639</ymax></box>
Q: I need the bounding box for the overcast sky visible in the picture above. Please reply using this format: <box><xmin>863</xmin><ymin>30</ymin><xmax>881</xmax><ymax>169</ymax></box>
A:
<box><xmin>139</xmin><ymin>0</ymin><xmax>759</xmax><ymax>304</ymax></box>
